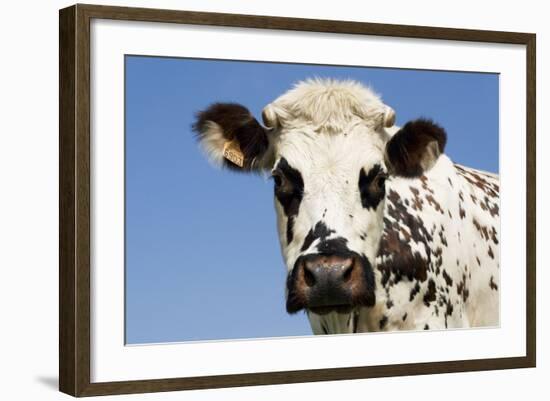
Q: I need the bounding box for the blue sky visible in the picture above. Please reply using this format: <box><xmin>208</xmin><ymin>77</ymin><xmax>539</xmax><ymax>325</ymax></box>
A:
<box><xmin>125</xmin><ymin>56</ymin><xmax>499</xmax><ymax>344</ymax></box>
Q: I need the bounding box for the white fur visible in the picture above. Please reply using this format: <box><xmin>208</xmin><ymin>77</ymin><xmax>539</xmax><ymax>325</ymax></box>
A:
<box><xmin>197</xmin><ymin>121</ymin><xmax>230</xmax><ymax>167</ymax></box>
<box><xmin>263</xmin><ymin>78</ymin><xmax>393</xmax><ymax>134</ymax></box>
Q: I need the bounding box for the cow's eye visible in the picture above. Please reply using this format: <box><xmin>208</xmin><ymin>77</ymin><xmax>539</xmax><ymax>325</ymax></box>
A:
<box><xmin>271</xmin><ymin>171</ymin><xmax>284</xmax><ymax>189</ymax></box>
<box><xmin>272</xmin><ymin>158</ymin><xmax>304</xmax><ymax>202</ymax></box>
<box><xmin>358</xmin><ymin>165</ymin><xmax>387</xmax><ymax>210</ymax></box>
<box><xmin>272</xmin><ymin>170</ymin><xmax>298</xmax><ymax>197</ymax></box>
<box><xmin>375</xmin><ymin>173</ymin><xmax>388</xmax><ymax>190</ymax></box>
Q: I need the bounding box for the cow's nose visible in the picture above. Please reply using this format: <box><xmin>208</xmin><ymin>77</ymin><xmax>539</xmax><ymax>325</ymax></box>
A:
<box><xmin>302</xmin><ymin>254</ymin><xmax>356</xmax><ymax>307</ymax></box>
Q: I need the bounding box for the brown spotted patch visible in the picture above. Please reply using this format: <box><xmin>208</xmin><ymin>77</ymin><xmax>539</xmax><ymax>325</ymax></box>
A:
<box><xmin>379</xmin><ymin>315</ymin><xmax>388</xmax><ymax>330</ymax></box>
<box><xmin>472</xmin><ymin>221</ymin><xmax>499</xmax><ymax>245</ymax></box>
<box><xmin>483</xmin><ymin>196</ymin><xmax>499</xmax><ymax>217</ymax></box>
<box><xmin>456</xmin><ymin>273</ymin><xmax>470</xmax><ymax>303</ymax></box>
<box><xmin>473</xmin><ymin>218</ymin><xmax>491</xmax><ymax>241</ymax></box>
<box><xmin>425</xmin><ymin>194</ymin><xmax>444</xmax><ymax>214</ymax></box>
<box><xmin>455</xmin><ymin>165</ymin><xmax>499</xmax><ymax>198</ymax></box>
<box><xmin>377</xmin><ymin>189</ymin><xmax>434</xmax><ymax>286</ymax></box>
<box><xmin>400</xmin><ymin>226</ymin><xmax>412</xmax><ymax>242</ymax></box>
<box><xmin>438</xmin><ymin>229</ymin><xmax>448</xmax><ymax>247</ymax></box>
<box><xmin>491</xmin><ymin>226</ymin><xmax>499</xmax><ymax>245</ymax></box>
<box><xmin>409</xmin><ymin>281</ymin><xmax>421</xmax><ymax>301</ymax></box>
<box><xmin>433</xmin><ymin>247</ymin><xmax>443</xmax><ymax>275</ymax></box>
<box><xmin>409</xmin><ymin>186</ymin><xmax>424</xmax><ymax>211</ymax></box>
<box><xmin>442</xmin><ymin>270</ymin><xmax>453</xmax><ymax>287</ymax></box>
<box><xmin>444</xmin><ymin>299</ymin><xmax>454</xmax><ymax>328</ymax></box>
<box><xmin>489</xmin><ymin>276</ymin><xmax>499</xmax><ymax>290</ymax></box>
<box><xmin>419</xmin><ymin>175</ymin><xmax>435</xmax><ymax>194</ymax></box>
<box><xmin>423</xmin><ymin>279</ymin><xmax>437</xmax><ymax>306</ymax></box>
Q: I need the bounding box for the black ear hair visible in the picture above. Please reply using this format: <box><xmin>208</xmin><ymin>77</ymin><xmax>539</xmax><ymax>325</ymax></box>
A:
<box><xmin>192</xmin><ymin>103</ymin><xmax>270</xmax><ymax>171</ymax></box>
<box><xmin>385</xmin><ymin>119</ymin><xmax>447</xmax><ymax>177</ymax></box>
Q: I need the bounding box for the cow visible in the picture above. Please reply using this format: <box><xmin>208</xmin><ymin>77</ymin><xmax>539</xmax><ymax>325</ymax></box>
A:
<box><xmin>192</xmin><ymin>78</ymin><xmax>500</xmax><ymax>334</ymax></box>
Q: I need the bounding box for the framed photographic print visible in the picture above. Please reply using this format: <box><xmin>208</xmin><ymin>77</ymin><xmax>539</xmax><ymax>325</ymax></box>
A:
<box><xmin>59</xmin><ymin>4</ymin><xmax>536</xmax><ymax>397</ymax></box>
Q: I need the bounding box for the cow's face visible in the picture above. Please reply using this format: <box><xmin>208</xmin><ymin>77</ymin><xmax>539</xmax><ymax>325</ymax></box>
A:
<box><xmin>192</xmin><ymin>79</ymin><xmax>446</xmax><ymax>332</ymax></box>
<box><xmin>270</xmin><ymin>125</ymin><xmax>388</xmax><ymax>316</ymax></box>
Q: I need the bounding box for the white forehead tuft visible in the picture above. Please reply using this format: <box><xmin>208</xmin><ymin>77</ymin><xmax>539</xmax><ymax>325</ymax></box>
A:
<box><xmin>264</xmin><ymin>78</ymin><xmax>390</xmax><ymax>134</ymax></box>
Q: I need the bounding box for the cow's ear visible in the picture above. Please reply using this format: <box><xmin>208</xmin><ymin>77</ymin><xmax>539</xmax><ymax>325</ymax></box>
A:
<box><xmin>192</xmin><ymin>103</ymin><xmax>271</xmax><ymax>172</ymax></box>
<box><xmin>384</xmin><ymin>119</ymin><xmax>447</xmax><ymax>177</ymax></box>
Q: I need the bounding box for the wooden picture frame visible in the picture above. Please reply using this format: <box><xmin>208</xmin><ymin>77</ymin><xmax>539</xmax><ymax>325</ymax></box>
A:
<box><xmin>59</xmin><ymin>3</ymin><xmax>536</xmax><ymax>397</ymax></box>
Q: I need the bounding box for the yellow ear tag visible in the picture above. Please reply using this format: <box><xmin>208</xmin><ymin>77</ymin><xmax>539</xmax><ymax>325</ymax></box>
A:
<box><xmin>223</xmin><ymin>139</ymin><xmax>245</xmax><ymax>168</ymax></box>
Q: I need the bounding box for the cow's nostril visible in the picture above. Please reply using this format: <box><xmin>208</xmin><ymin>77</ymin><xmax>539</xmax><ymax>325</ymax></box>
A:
<box><xmin>303</xmin><ymin>263</ymin><xmax>316</xmax><ymax>287</ymax></box>
<box><xmin>342</xmin><ymin>262</ymin><xmax>354</xmax><ymax>282</ymax></box>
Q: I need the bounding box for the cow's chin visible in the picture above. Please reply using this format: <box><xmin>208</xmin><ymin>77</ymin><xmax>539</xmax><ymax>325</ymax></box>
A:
<box><xmin>308</xmin><ymin>305</ymin><xmax>353</xmax><ymax>315</ymax></box>
<box><xmin>307</xmin><ymin>307</ymin><xmax>360</xmax><ymax>334</ymax></box>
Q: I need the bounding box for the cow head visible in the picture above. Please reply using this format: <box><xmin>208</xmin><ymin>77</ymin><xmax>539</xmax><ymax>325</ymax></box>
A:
<box><xmin>192</xmin><ymin>79</ymin><xmax>446</xmax><ymax>332</ymax></box>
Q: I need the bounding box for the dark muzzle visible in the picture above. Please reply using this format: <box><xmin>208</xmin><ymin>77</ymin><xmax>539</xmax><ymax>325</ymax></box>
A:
<box><xmin>286</xmin><ymin>252</ymin><xmax>375</xmax><ymax>314</ymax></box>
